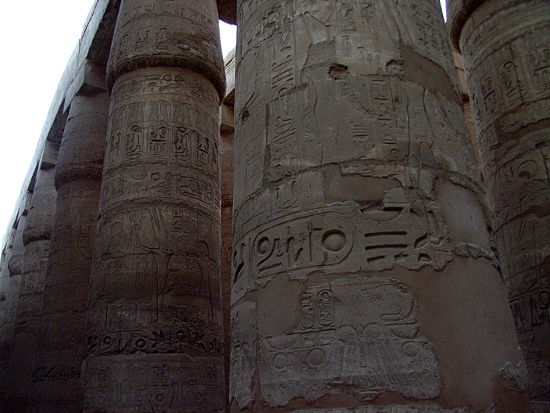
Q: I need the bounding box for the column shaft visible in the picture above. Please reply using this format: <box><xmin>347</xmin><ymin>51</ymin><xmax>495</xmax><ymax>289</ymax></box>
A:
<box><xmin>449</xmin><ymin>0</ymin><xmax>550</xmax><ymax>410</ymax></box>
<box><xmin>3</xmin><ymin>150</ymin><xmax>57</xmax><ymax>412</ymax></box>
<box><xmin>84</xmin><ymin>1</ymin><xmax>226</xmax><ymax>411</ymax></box>
<box><xmin>232</xmin><ymin>0</ymin><xmax>529</xmax><ymax>411</ymax></box>
<box><xmin>0</xmin><ymin>214</ymin><xmax>27</xmax><ymax>409</ymax></box>
<box><xmin>27</xmin><ymin>91</ymin><xmax>109</xmax><ymax>412</ymax></box>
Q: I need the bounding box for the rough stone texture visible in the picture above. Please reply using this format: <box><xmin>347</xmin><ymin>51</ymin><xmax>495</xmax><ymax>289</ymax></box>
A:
<box><xmin>83</xmin><ymin>1</ymin><xmax>226</xmax><ymax>411</ymax></box>
<box><xmin>452</xmin><ymin>51</ymin><xmax>479</xmax><ymax>171</ymax></box>
<box><xmin>0</xmin><ymin>0</ymin><xmax>547</xmax><ymax>412</ymax></box>
<box><xmin>217</xmin><ymin>0</ymin><xmax>236</xmax><ymax>24</ymax></box>
<box><xmin>0</xmin><ymin>213</ymin><xmax>27</xmax><ymax>410</ymax></box>
<box><xmin>26</xmin><ymin>90</ymin><xmax>109</xmax><ymax>413</ymax></box>
<box><xmin>232</xmin><ymin>0</ymin><xmax>528</xmax><ymax>412</ymax></box>
<box><xmin>221</xmin><ymin>52</ymin><xmax>235</xmax><ymax>413</ymax></box>
<box><xmin>3</xmin><ymin>154</ymin><xmax>58</xmax><ymax>412</ymax></box>
<box><xmin>291</xmin><ymin>405</ymin><xmax>497</xmax><ymax>413</ymax></box>
<box><xmin>448</xmin><ymin>0</ymin><xmax>550</xmax><ymax>409</ymax></box>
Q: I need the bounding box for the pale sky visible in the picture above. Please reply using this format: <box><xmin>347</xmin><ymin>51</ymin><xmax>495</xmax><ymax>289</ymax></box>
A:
<box><xmin>0</xmin><ymin>1</ymin><xmax>446</xmax><ymax>246</ymax></box>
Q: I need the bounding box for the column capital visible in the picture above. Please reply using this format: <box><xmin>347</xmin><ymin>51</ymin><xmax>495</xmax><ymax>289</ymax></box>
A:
<box><xmin>448</xmin><ymin>0</ymin><xmax>485</xmax><ymax>51</ymax></box>
<box><xmin>106</xmin><ymin>0</ymin><xmax>226</xmax><ymax>101</ymax></box>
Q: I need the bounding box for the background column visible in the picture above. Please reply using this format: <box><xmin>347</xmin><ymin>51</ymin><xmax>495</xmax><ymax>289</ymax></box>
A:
<box><xmin>83</xmin><ymin>1</ymin><xmax>226</xmax><ymax>411</ymax></box>
<box><xmin>0</xmin><ymin>212</ymin><xmax>28</xmax><ymax>410</ymax></box>
<box><xmin>449</xmin><ymin>1</ymin><xmax>550</xmax><ymax>410</ymax></box>
<box><xmin>231</xmin><ymin>0</ymin><xmax>530</xmax><ymax>412</ymax></box>
<box><xmin>28</xmin><ymin>90</ymin><xmax>109</xmax><ymax>412</ymax></box>
<box><xmin>3</xmin><ymin>142</ymin><xmax>58</xmax><ymax>412</ymax></box>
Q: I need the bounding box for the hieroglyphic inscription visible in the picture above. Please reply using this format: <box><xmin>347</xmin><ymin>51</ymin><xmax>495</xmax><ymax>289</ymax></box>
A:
<box><xmin>251</xmin><ymin>212</ymin><xmax>353</xmax><ymax>279</ymax></box>
<box><xmin>106</xmin><ymin>77</ymin><xmax>220</xmax><ymax>177</ymax></box>
<box><xmin>454</xmin><ymin>0</ymin><xmax>550</xmax><ymax>405</ymax></box>
<box><xmin>257</xmin><ymin>276</ymin><xmax>441</xmax><ymax>406</ymax></box>
<box><xmin>86</xmin><ymin>10</ymin><xmax>226</xmax><ymax>404</ymax></box>
<box><xmin>92</xmin><ymin>204</ymin><xmax>220</xmax><ymax>300</ymax></box>
<box><xmin>229</xmin><ymin>301</ymin><xmax>257</xmax><ymax>409</ymax></box>
<box><xmin>32</xmin><ymin>364</ymin><xmax>81</xmax><ymax>383</ymax></box>
<box><xmin>102</xmin><ymin>169</ymin><xmax>220</xmax><ymax>209</ymax></box>
<box><xmin>86</xmin><ymin>303</ymin><xmax>223</xmax><ymax>357</ymax></box>
<box><xmin>85</xmin><ymin>356</ymin><xmax>224</xmax><ymax>412</ymax></box>
<box><xmin>233</xmin><ymin>189</ymin><xmax>452</xmax><ymax>294</ymax></box>
<box><xmin>501</xmin><ymin>217</ymin><xmax>550</xmax><ymax>399</ymax></box>
<box><xmin>233</xmin><ymin>0</ymin><xmax>519</xmax><ymax>410</ymax></box>
<box><xmin>108</xmin><ymin>0</ymin><xmax>224</xmax><ymax>89</ymax></box>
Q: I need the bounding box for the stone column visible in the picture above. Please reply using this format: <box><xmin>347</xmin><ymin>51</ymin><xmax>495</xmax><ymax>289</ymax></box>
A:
<box><xmin>26</xmin><ymin>91</ymin><xmax>109</xmax><ymax>412</ymax></box>
<box><xmin>83</xmin><ymin>1</ymin><xmax>226</xmax><ymax>412</ymax></box>
<box><xmin>231</xmin><ymin>1</ymin><xmax>529</xmax><ymax>412</ymax></box>
<box><xmin>0</xmin><ymin>212</ymin><xmax>27</xmax><ymax>409</ymax></box>
<box><xmin>3</xmin><ymin>144</ymin><xmax>58</xmax><ymax>412</ymax></box>
<box><xmin>448</xmin><ymin>0</ymin><xmax>550</xmax><ymax>410</ymax></box>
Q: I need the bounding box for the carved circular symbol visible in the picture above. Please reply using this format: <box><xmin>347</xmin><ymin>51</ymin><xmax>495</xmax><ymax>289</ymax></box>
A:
<box><xmin>403</xmin><ymin>341</ymin><xmax>420</xmax><ymax>358</ymax></box>
<box><xmin>322</xmin><ymin>230</ymin><xmax>346</xmax><ymax>252</ymax></box>
<box><xmin>135</xmin><ymin>339</ymin><xmax>147</xmax><ymax>349</ymax></box>
<box><xmin>518</xmin><ymin>160</ymin><xmax>538</xmax><ymax>180</ymax></box>
<box><xmin>362</xmin><ymin>323</ymin><xmax>383</xmax><ymax>340</ymax></box>
<box><xmin>257</xmin><ymin>237</ymin><xmax>270</xmax><ymax>254</ymax></box>
<box><xmin>273</xmin><ymin>353</ymin><xmax>288</xmax><ymax>369</ymax></box>
<box><xmin>156</xmin><ymin>394</ymin><xmax>165</xmax><ymax>403</ymax></box>
<box><xmin>308</xmin><ymin>348</ymin><xmax>326</xmax><ymax>367</ymax></box>
<box><xmin>540</xmin><ymin>291</ymin><xmax>549</xmax><ymax>307</ymax></box>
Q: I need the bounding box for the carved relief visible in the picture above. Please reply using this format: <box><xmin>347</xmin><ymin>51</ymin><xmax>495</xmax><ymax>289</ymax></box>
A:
<box><xmin>251</xmin><ymin>211</ymin><xmax>353</xmax><ymax>280</ymax></box>
<box><xmin>85</xmin><ymin>2</ymin><xmax>225</xmax><ymax>408</ymax></box>
<box><xmin>229</xmin><ymin>301</ymin><xmax>257</xmax><ymax>409</ymax></box>
<box><xmin>85</xmin><ymin>356</ymin><xmax>224</xmax><ymax>412</ymax></box>
<box><xmin>105</xmin><ymin>93</ymin><xmax>219</xmax><ymax>190</ymax></box>
<box><xmin>452</xmin><ymin>0</ymin><xmax>550</xmax><ymax>406</ymax></box>
<box><xmin>257</xmin><ymin>276</ymin><xmax>441</xmax><ymax>406</ymax></box>
<box><xmin>234</xmin><ymin>188</ymin><xmax>452</xmax><ymax>295</ymax></box>
<box><xmin>233</xmin><ymin>0</ymin><xmax>525</xmax><ymax>411</ymax></box>
<box><xmin>107</xmin><ymin>0</ymin><xmax>225</xmax><ymax>96</ymax></box>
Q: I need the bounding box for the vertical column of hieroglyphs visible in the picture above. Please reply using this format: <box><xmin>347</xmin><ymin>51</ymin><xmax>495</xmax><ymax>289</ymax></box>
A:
<box><xmin>3</xmin><ymin>142</ymin><xmax>58</xmax><ymax>411</ymax></box>
<box><xmin>231</xmin><ymin>0</ymin><xmax>530</xmax><ymax>412</ymax></box>
<box><xmin>449</xmin><ymin>0</ymin><xmax>550</xmax><ymax>410</ymax></box>
<box><xmin>84</xmin><ymin>1</ymin><xmax>226</xmax><ymax>411</ymax></box>
<box><xmin>25</xmin><ymin>91</ymin><xmax>109</xmax><ymax>412</ymax></box>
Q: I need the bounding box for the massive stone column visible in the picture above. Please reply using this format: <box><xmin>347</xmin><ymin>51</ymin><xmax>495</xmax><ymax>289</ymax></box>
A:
<box><xmin>231</xmin><ymin>1</ymin><xmax>530</xmax><ymax>412</ymax></box>
<box><xmin>3</xmin><ymin>143</ymin><xmax>58</xmax><ymax>412</ymax></box>
<box><xmin>83</xmin><ymin>1</ymin><xmax>226</xmax><ymax>412</ymax></box>
<box><xmin>0</xmin><ymin>212</ymin><xmax>27</xmax><ymax>409</ymax></box>
<box><xmin>25</xmin><ymin>90</ymin><xmax>109</xmax><ymax>412</ymax></box>
<box><xmin>448</xmin><ymin>0</ymin><xmax>550</xmax><ymax>411</ymax></box>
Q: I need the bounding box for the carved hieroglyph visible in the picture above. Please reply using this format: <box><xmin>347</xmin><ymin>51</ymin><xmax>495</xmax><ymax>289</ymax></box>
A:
<box><xmin>232</xmin><ymin>0</ymin><xmax>528</xmax><ymax>411</ymax></box>
<box><xmin>449</xmin><ymin>0</ymin><xmax>550</xmax><ymax>409</ymax></box>
<box><xmin>83</xmin><ymin>1</ymin><xmax>226</xmax><ymax>411</ymax></box>
<box><xmin>26</xmin><ymin>91</ymin><xmax>109</xmax><ymax>412</ymax></box>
